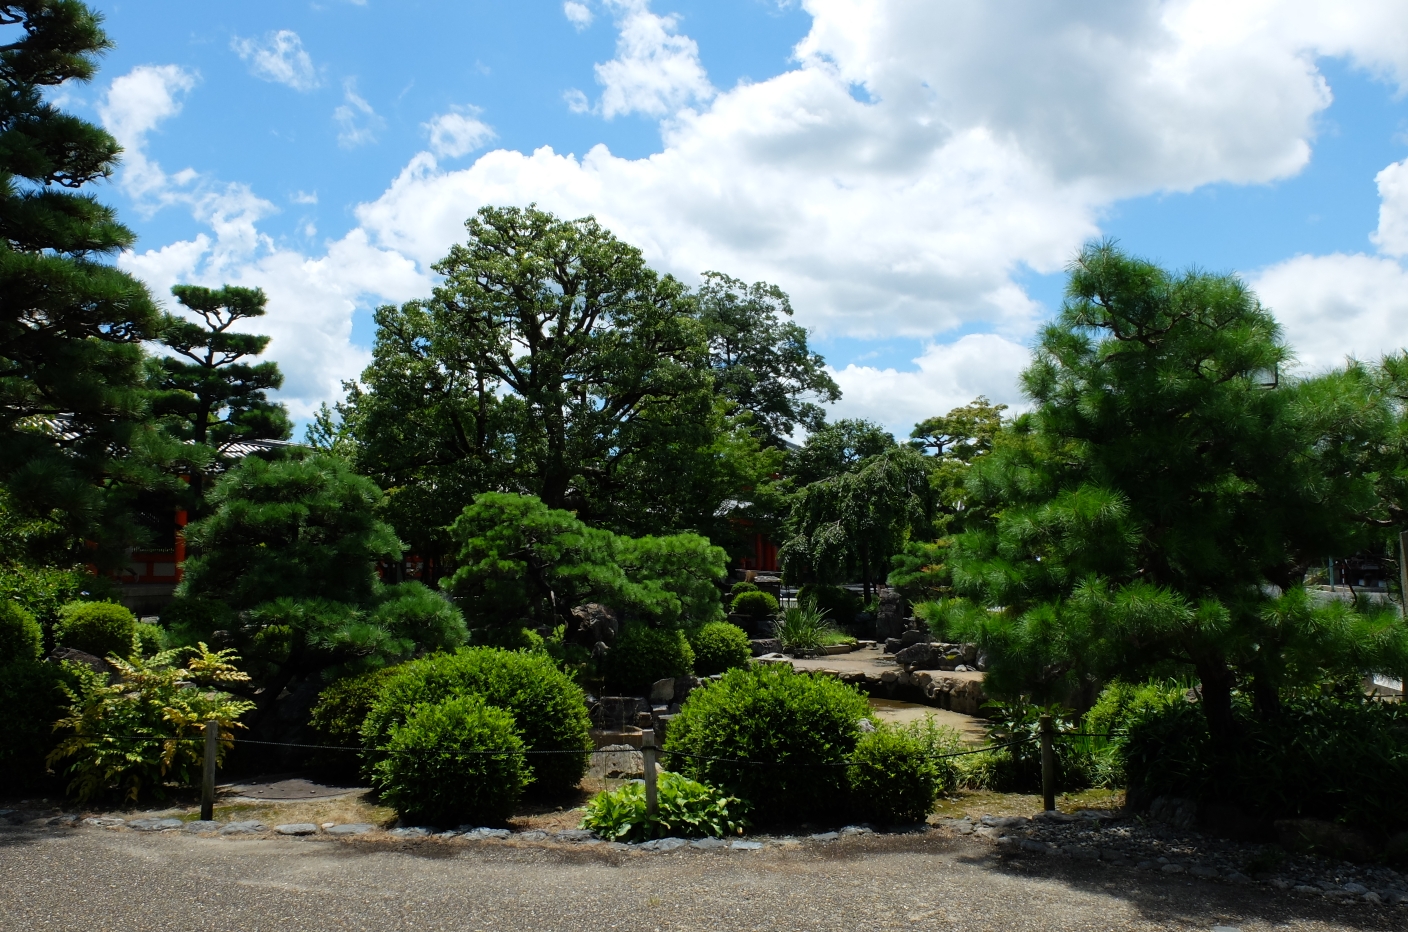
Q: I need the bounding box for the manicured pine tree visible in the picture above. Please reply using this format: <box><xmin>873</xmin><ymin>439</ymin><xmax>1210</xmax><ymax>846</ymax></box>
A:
<box><xmin>0</xmin><ymin>0</ymin><xmax>162</xmax><ymax>552</ymax></box>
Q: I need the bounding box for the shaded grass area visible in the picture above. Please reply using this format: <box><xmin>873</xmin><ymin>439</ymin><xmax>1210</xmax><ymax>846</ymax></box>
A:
<box><xmin>932</xmin><ymin>787</ymin><xmax>1126</xmax><ymax>821</ymax></box>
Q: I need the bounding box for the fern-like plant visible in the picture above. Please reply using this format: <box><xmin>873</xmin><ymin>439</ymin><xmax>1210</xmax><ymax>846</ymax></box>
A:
<box><xmin>48</xmin><ymin>643</ymin><xmax>254</xmax><ymax>803</ymax></box>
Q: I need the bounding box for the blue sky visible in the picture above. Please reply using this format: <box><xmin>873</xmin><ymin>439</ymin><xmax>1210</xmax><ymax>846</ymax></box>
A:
<box><xmin>72</xmin><ymin>1</ymin><xmax>1408</xmax><ymax>437</ymax></box>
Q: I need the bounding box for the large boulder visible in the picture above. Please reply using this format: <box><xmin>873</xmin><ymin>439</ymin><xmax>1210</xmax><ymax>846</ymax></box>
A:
<box><xmin>749</xmin><ymin>638</ymin><xmax>782</xmax><ymax>657</ymax></box>
<box><xmin>590</xmin><ymin>696</ymin><xmax>647</xmax><ymax>730</ymax></box>
<box><xmin>874</xmin><ymin>588</ymin><xmax>907</xmax><ymax>641</ymax></box>
<box><xmin>571</xmin><ymin>603</ymin><xmax>619</xmax><ymax>646</ymax></box>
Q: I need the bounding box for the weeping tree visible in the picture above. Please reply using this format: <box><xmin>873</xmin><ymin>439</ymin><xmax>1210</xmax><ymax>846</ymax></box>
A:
<box><xmin>941</xmin><ymin>242</ymin><xmax>1408</xmax><ymax>746</ymax></box>
<box><xmin>779</xmin><ymin>446</ymin><xmax>935</xmax><ymax>601</ymax></box>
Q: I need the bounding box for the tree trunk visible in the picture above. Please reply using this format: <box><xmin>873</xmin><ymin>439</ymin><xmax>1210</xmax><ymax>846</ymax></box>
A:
<box><xmin>1250</xmin><ymin>668</ymin><xmax>1282</xmax><ymax>723</ymax></box>
<box><xmin>1193</xmin><ymin>656</ymin><xmax>1240</xmax><ymax>749</ymax></box>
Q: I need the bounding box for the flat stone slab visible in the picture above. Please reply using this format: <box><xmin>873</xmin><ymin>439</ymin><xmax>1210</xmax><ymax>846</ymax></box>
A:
<box><xmin>183</xmin><ymin>821</ymin><xmax>219</xmax><ymax>833</ymax></box>
<box><xmin>516</xmin><ymin>830</ymin><xmax>548</xmax><ymax>841</ymax></box>
<box><xmin>220</xmin><ymin>821</ymin><xmax>266</xmax><ymax>835</ymax></box>
<box><xmin>463</xmin><ymin>827</ymin><xmax>510</xmax><ymax>840</ymax></box>
<box><xmin>553</xmin><ymin>829</ymin><xmax>594</xmax><ymax>842</ymax></box>
<box><xmin>224</xmin><ymin>776</ymin><xmax>368</xmax><ymax>800</ymax></box>
<box><xmin>276</xmin><ymin>823</ymin><xmax>319</xmax><ymax>836</ymax></box>
<box><xmin>128</xmin><ymin>818</ymin><xmax>184</xmax><ymax>832</ymax></box>
<box><xmin>730</xmin><ymin>840</ymin><xmax>763</xmax><ymax>850</ymax></box>
<box><xmin>389</xmin><ymin>827</ymin><xmax>430</xmax><ymax>838</ymax></box>
<box><xmin>84</xmin><ymin>817</ymin><xmax>124</xmax><ymax>827</ymax></box>
<box><xmin>326</xmin><ymin>823</ymin><xmax>374</xmax><ymax>835</ymax></box>
<box><xmin>690</xmin><ymin>837</ymin><xmax>726</xmax><ymax>849</ymax></box>
<box><xmin>809</xmin><ymin>831</ymin><xmax>840</xmax><ymax>842</ymax></box>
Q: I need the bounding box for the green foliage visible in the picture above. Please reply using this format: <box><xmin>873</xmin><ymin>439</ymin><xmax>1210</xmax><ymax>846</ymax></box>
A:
<box><xmin>780</xmin><ymin>446</ymin><xmax>935</xmax><ymax>591</ymax></box>
<box><xmin>1084</xmin><ymin>680</ymin><xmax>1188</xmax><ymax>737</ymax></box>
<box><xmin>0</xmin><ymin>600</ymin><xmax>42</xmax><ymax>661</ymax></box>
<box><xmin>772</xmin><ymin>602</ymin><xmax>839</xmax><ymax>653</ymax></box>
<box><xmin>147</xmin><ymin>285</ymin><xmax>291</xmax><ymax>500</ymax></box>
<box><xmin>345</xmin><ymin>206</ymin><xmax>782</xmax><ymax>555</ymax></box>
<box><xmin>48</xmin><ymin>644</ymin><xmax>254</xmax><ymax>803</ymax></box>
<box><xmin>687</xmin><ymin>621</ymin><xmax>752</xmax><ymax>676</ymax></box>
<box><xmin>309</xmin><ymin>667</ymin><xmax>400</xmax><ymax>748</ymax></box>
<box><xmin>0</xmin><ymin>657</ymin><xmax>70</xmax><ymax>794</ymax></box>
<box><xmin>582</xmin><ymin>771</ymin><xmax>748</xmax><ymax>842</ymax></box>
<box><xmin>942</xmin><ymin>242</ymin><xmax>1408</xmax><ymax>742</ymax></box>
<box><xmin>1123</xmin><ymin>696</ymin><xmax>1408</xmax><ymax>833</ymax></box>
<box><xmin>181</xmin><ymin>453</ymin><xmax>403</xmax><ymax>611</ymax></box>
<box><xmin>602</xmin><ymin>623</ymin><xmax>694</xmax><ymax>691</ymax></box>
<box><xmin>794</xmin><ymin>584</ymin><xmax>860</xmax><ymax>626</ymax></box>
<box><xmin>370</xmin><ymin>695</ymin><xmax>527</xmax><ymax>826</ymax></box>
<box><xmin>363</xmin><ymin>647</ymin><xmax>592</xmax><ymax>796</ymax></box>
<box><xmin>445</xmin><ymin>492</ymin><xmax>726</xmax><ymax>629</ymax></box>
<box><xmin>0</xmin><ymin>0</ymin><xmax>164</xmax><ymax>560</ymax></box>
<box><xmin>899</xmin><ymin>717</ymin><xmax>966</xmax><ymax>794</ymax></box>
<box><xmin>887</xmin><ymin>541</ymin><xmax>951</xmax><ymax>603</ymax></box>
<box><xmin>909</xmin><ymin>396</ymin><xmax>1007</xmax><ymax>536</ymax></box>
<box><xmin>786</xmin><ymin>419</ymin><xmax>896</xmax><ymax>487</ymax></box>
<box><xmin>729</xmin><ymin>589</ymin><xmax>778</xmax><ymax>618</ymax></box>
<box><xmin>664</xmin><ymin>664</ymin><xmax>873</xmax><ymax>822</ymax></box>
<box><xmin>55</xmin><ymin>601</ymin><xmax>136</xmax><ymax>658</ymax></box>
<box><xmin>0</xmin><ymin>557</ymin><xmax>99</xmax><ymax>632</ymax></box>
<box><xmin>133</xmin><ymin>621</ymin><xmax>163</xmax><ymax>657</ymax></box>
<box><xmin>368</xmin><ymin>582</ymin><xmax>468</xmax><ymax>654</ymax></box>
<box><xmin>847</xmin><ymin>725</ymin><xmax>942</xmax><ymax>824</ymax></box>
<box><xmin>158</xmin><ymin>596</ymin><xmax>234</xmax><ymax>648</ymax></box>
<box><xmin>729</xmin><ymin>580</ymin><xmax>759</xmax><ymax>598</ymax></box>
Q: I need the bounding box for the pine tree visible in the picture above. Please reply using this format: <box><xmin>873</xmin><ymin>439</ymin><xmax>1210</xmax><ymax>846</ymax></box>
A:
<box><xmin>0</xmin><ymin>1</ymin><xmax>161</xmax><ymax>550</ymax></box>
<box><xmin>149</xmin><ymin>284</ymin><xmax>290</xmax><ymax>498</ymax></box>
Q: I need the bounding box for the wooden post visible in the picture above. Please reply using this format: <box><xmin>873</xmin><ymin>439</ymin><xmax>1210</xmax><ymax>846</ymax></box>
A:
<box><xmin>201</xmin><ymin>718</ymin><xmax>218</xmax><ymax>821</ymax></box>
<box><xmin>1039</xmin><ymin>714</ymin><xmax>1056</xmax><ymax>812</ymax></box>
<box><xmin>641</xmin><ymin>728</ymin><xmax>658</xmax><ymax>819</ymax></box>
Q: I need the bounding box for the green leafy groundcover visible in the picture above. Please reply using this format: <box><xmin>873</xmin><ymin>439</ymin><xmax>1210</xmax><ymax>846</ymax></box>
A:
<box><xmin>582</xmin><ymin>771</ymin><xmax>747</xmax><ymax>842</ymax></box>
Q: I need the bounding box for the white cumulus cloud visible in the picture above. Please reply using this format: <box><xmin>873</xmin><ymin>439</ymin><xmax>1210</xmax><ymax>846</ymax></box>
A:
<box><xmin>231</xmin><ymin>30</ymin><xmax>320</xmax><ymax>92</ymax></box>
<box><xmin>334</xmin><ymin>79</ymin><xmax>384</xmax><ymax>149</ymax></box>
<box><xmin>590</xmin><ymin>0</ymin><xmax>714</xmax><ymax>118</ymax></box>
<box><xmin>424</xmin><ymin>106</ymin><xmax>496</xmax><ymax>159</ymax></box>
<box><xmin>564</xmin><ymin>1</ymin><xmax>594</xmax><ymax>29</ymax></box>
<box><xmin>97</xmin><ymin>64</ymin><xmax>199</xmax><ymax>205</ymax></box>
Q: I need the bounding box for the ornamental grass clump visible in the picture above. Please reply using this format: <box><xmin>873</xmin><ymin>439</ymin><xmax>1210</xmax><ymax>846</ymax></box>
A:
<box><xmin>47</xmin><ymin>644</ymin><xmax>254</xmax><ymax>803</ymax></box>
<box><xmin>664</xmin><ymin>664</ymin><xmax>873</xmax><ymax>822</ymax></box>
<box><xmin>772</xmin><ymin>601</ymin><xmax>838</xmax><ymax>654</ymax></box>
<box><xmin>686</xmin><ymin>621</ymin><xmax>751</xmax><ymax>676</ymax></box>
<box><xmin>363</xmin><ymin>647</ymin><xmax>592</xmax><ymax>796</ymax></box>
<box><xmin>582</xmin><ymin>771</ymin><xmax>747</xmax><ymax>842</ymax></box>
<box><xmin>370</xmin><ymin>694</ymin><xmax>527</xmax><ymax>826</ymax></box>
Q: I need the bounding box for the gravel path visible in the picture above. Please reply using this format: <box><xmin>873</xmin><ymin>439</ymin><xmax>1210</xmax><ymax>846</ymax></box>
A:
<box><xmin>1</xmin><ymin>820</ymin><xmax>1397</xmax><ymax>931</ymax></box>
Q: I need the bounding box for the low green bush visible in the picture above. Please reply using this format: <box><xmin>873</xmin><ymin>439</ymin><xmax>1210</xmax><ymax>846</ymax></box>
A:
<box><xmin>581</xmin><ymin>771</ymin><xmax>747</xmax><ymax>842</ymax></box>
<box><xmin>0</xmin><ymin>658</ymin><xmax>70</xmax><ymax>794</ymax></box>
<box><xmin>772</xmin><ymin>602</ymin><xmax>838</xmax><ymax>653</ymax></box>
<box><xmin>730</xmin><ymin>590</ymin><xmax>778</xmax><ymax>618</ymax></box>
<box><xmin>363</xmin><ymin>647</ymin><xmax>592</xmax><ymax>796</ymax></box>
<box><xmin>848</xmin><ymin>725</ymin><xmax>942</xmax><ymax>824</ymax></box>
<box><xmin>470</xmin><ymin>625</ymin><xmax>544</xmax><ymax>652</ymax></box>
<box><xmin>795</xmin><ymin>585</ymin><xmax>860</xmax><ymax>626</ymax></box>
<box><xmin>370</xmin><ymin>695</ymin><xmax>527</xmax><ymax>826</ymax></box>
<box><xmin>55</xmin><ymin>601</ymin><xmax>137</xmax><ymax>659</ymax></box>
<box><xmin>0</xmin><ymin>601</ymin><xmax>42</xmax><ymax>661</ymax></box>
<box><xmin>899</xmin><ymin>717</ymin><xmax>965</xmax><ymax>794</ymax></box>
<box><xmin>664</xmin><ymin>664</ymin><xmax>873</xmax><ymax>822</ymax></box>
<box><xmin>0</xmin><ymin>562</ymin><xmax>105</xmax><ymax>633</ymax></box>
<box><xmin>133</xmin><ymin>622</ymin><xmax>163</xmax><ymax>657</ymax></box>
<box><xmin>158</xmin><ymin>596</ymin><xmax>235</xmax><ymax>649</ymax></box>
<box><xmin>687</xmin><ymin>621</ymin><xmax>751</xmax><ymax>676</ymax></box>
<box><xmin>601</xmin><ymin>623</ymin><xmax>694</xmax><ymax>692</ymax></box>
<box><xmin>369</xmin><ymin>581</ymin><xmax>469</xmax><ymax>652</ymax></box>
<box><xmin>310</xmin><ymin>667</ymin><xmax>400</xmax><ymax>747</ymax></box>
<box><xmin>729</xmin><ymin>581</ymin><xmax>759</xmax><ymax>598</ymax></box>
<box><xmin>47</xmin><ymin>645</ymin><xmax>254</xmax><ymax>803</ymax></box>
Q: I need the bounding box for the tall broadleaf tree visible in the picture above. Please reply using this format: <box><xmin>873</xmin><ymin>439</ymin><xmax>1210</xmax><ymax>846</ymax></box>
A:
<box><xmin>148</xmin><ymin>284</ymin><xmax>291</xmax><ymax>501</ymax></box>
<box><xmin>0</xmin><ymin>0</ymin><xmax>162</xmax><ymax>558</ymax></box>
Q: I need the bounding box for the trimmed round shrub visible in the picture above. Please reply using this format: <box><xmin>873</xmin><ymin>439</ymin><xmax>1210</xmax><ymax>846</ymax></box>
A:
<box><xmin>730</xmin><ymin>590</ymin><xmax>778</xmax><ymax>619</ymax></box>
<box><xmin>371</xmin><ymin>694</ymin><xmax>527</xmax><ymax>826</ymax></box>
<box><xmin>0</xmin><ymin>601</ymin><xmax>42</xmax><ymax>662</ymax></box>
<box><xmin>687</xmin><ymin>621</ymin><xmax>751</xmax><ymax>676</ymax></box>
<box><xmin>310</xmin><ymin>667</ymin><xmax>400</xmax><ymax>747</ymax></box>
<box><xmin>664</xmin><ymin>664</ymin><xmax>873</xmax><ymax>822</ymax></box>
<box><xmin>847</xmin><ymin>725</ymin><xmax>941</xmax><ymax>824</ymax></box>
<box><xmin>158</xmin><ymin>596</ymin><xmax>234</xmax><ymax>648</ymax></box>
<box><xmin>55</xmin><ymin>601</ymin><xmax>136</xmax><ymax>658</ymax></box>
<box><xmin>729</xmin><ymin>581</ymin><xmax>759</xmax><ymax>598</ymax></box>
<box><xmin>363</xmin><ymin>647</ymin><xmax>592</xmax><ymax>796</ymax></box>
<box><xmin>601</xmin><ymin>623</ymin><xmax>694</xmax><ymax>692</ymax></box>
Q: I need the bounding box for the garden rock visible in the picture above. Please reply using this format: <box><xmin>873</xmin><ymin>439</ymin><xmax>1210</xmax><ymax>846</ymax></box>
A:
<box><xmin>183</xmin><ymin>821</ymin><xmax>218</xmax><ymax>833</ymax></box>
<box><xmin>390</xmin><ymin>827</ymin><xmax>430</xmax><ymax>838</ymax></box>
<box><xmin>554</xmin><ymin>829</ymin><xmax>594</xmax><ymax>842</ymax></box>
<box><xmin>84</xmin><ymin>817</ymin><xmax>124</xmax><ymax>827</ymax></box>
<box><xmin>650</xmin><ymin>677</ymin><xmax>675</xmax><ymax>704</ymax></box>
<box><xmin>875</xmin><ymin>588</ymin><xmax>906</xmax><ymax>640</ymax></box>
<box><xmin>883</xmin><ymin>638</ymin><xmax>903</xmax><ymax>653</ymax></box>
<box><xmin>517</xmin><ymin>830</ymin><xmax>548</xmax><ymax>841</ymax></box>
<box><xmin>48</xmin><ymin>647</ymin><xmax>113</xmax><ymax>680</ymax></box>
<box><xmin>587</xmin><ymin>744</ymin><xmax>644</xmax><ymax>779</ymax></box>
<box><xmin>276</xmin><ymin>823</ymin><xmax>318</xmax><ymax>836</ymax></box>
<box><xmin>690</xmin><ymin>837</ymin><xmax>726</xmax><ymax>849</ymax></box>
<box><xmin>749</xmin><ymin>638</ymin><xmax>782</xmax><ymax>657</ymax></box>
<box><xmin>220</xmin><ymin>821</ymin><xmax>265</xmax><ymax>835</ymax></box>
<box><xmin>1146</xmin><ymin>795</ymin><xmax>1197</xmax><ymax>830</ymax></box>
<box><xmin>592</xmin><ymin>696</ymin><xmax>648</xmax><ymax>731</ymax></box>
<box><xmin>326</xmin><ymin>823</ymin><xmax>374</xmax><ymax>835</ymax></box>
<box><xmin>128</xmin><ymin>818</ymin><xmax>183</xmax><ymax>832</ymax></box>
<box><xmin>1275</xmin><ymin>817</ymin><xmax>1379</xmax><ymax>863</ymax></box>
<box><xmin>810</xmin><ymin>831</ymin><xmax>840</xmax><ymax>842</ymax></box>
<box><xmin>899</xmin><ymin>629</ymin><xmax>927</xmax><ymax>647</ymax></box>
<box><xmin>731</xmin><ymin>840</ymin><xmax>762</xmax><ymax>850</ymax></box>
<box><xmin>571</xmin><ymin>603</ymin><xmax>619</xmax><ymax>646</ymax></box>
<box><xmin>465</xmin><ymin>828</ymin><xmax>510</xmax><ymax>840</ymax></box>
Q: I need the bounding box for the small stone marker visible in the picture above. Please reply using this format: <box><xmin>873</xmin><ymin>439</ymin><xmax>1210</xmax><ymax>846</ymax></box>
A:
<box><xmin>275</xmin><ymin>823</ymin><xmax>318</xmax><ymax>835</ymax></box>
<box><xmin>326</xmin><ymin>823</ymin><xmax>373</xmax><ymax>835</ymax></box>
